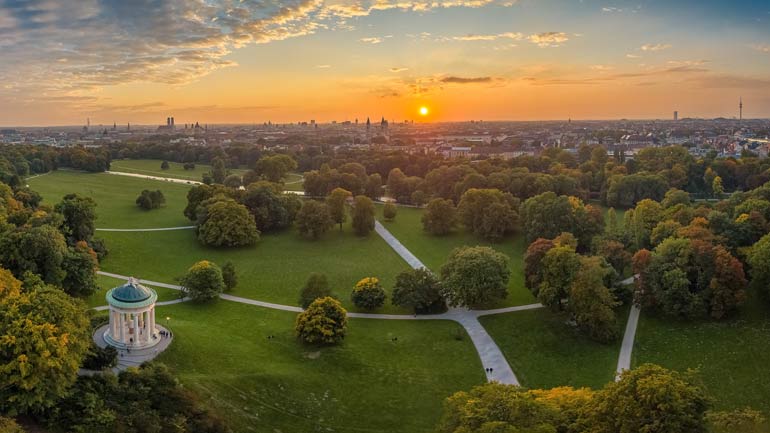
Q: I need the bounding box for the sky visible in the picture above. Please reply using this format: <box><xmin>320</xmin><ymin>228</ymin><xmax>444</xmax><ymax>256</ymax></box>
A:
<box><xmin>0</xmin><ymin>0</ymin><xmax>769</xmax><ymax>126</ymax></box>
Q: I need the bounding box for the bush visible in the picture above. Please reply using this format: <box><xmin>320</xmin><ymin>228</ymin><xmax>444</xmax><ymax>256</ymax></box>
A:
<box><xmin>299</xmin><ymin>273</ymin><xmax>332</xmax><ymax>308</ymax></box>
<box><xmin>383</xmin><ymin>203</ymin><xmax>398</xmax><ymax>221</ymax></box>
<box><xmin>161</xmin><ymin>160</ymin><xmax>170</xmax><ymax>170</ymax></box>
<box><xmin>183</xmin><ymin>162</ymin><xmax>196</xmax><ymax>170</ymax></box>
<box><xmin>180</xmin><ymin>260</ymin><xmax>225</xmax><ymax>302</ymax></box>
<box><xmin>81</xmin><ymin>343</ymin><xmax>117</xmax><ymax>370</ymax></box>
<box><xmin>295</xmin><ymin>297</ymin><xmax>347</xmax><ymax>344</ymax></box>
<box><xmin>351</xmin><ymin>277</ymin><xmax>386</xmax><ymax>310</ymax></box>
<box><xmin>221</xmin><ymin>261</ymin><xmax>237</xmax><ymax>290</ymax></box>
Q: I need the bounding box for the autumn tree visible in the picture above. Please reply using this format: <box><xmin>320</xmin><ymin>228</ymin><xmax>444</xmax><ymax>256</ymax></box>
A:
<box><xmin>440</xmin><ymin>246</ymin><xmax>510</xmax><ymax>307</ymax></box>
<box><xmin>351</xmin><ymin>277</ymin><xmax>386</xmax><ymax>310</ymax></box>
<box><xmin>295</xmin><ymin>297</ymin><xmax>348</xmax><ymax>344</ymax></box>
<box><xmin>351</xmin><ymin>195</ymin><xmax>375</xmax><ymax>236</ymax></box>
<box><xmin>0</xmin><ymin>269</ymin><xmax>90</xmax><ymax>413</ymax></box>
<box><xmin>569</xmin><ymin>256</ymin><xmax>619</xmax><ymax>342</ymax></box>
<box><xmin>180</xmin><ymin>260</ymin><xmax>226</xmax><ymax>302</ymax></box>
<box><xmin>296</xmin><ymin>199</ymin><xmax>333</xmax><ymax>239</ymax></box>
<box><xmin>422</xmin><ymin>198</ymin><xmax>456</xmax><ymax>235</ymax></box>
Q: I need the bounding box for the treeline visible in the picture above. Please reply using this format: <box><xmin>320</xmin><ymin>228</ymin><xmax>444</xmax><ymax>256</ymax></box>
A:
<box><xmin>0</xmin><ymin>145</ymin><xmax>109</xmax><ymax>186</ymax></box>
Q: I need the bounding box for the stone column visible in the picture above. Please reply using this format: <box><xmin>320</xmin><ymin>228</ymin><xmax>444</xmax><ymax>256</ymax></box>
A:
<box><xmin>150</xmin><ymin>308</ymin><xmax>155</xmax><ymax>337</ymax></box>
<box><xmin>119</xmin><ymin>311</ymin><xmax>125</xmax><ymax>343</ymax></box>
<box><xmin>132</xmin><ymin>314</ymin><xmax>138</xmax><ymax>346</ymax></box>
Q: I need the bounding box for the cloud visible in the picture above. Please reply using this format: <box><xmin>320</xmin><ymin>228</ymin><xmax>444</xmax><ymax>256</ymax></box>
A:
<box><xmin>640</xmin><ymin>43</ymin><xmax>672</xmax><ymax>51</ymax></box>
<box><xmin>602</xmin><ymin>7</ymin><xmax>623</xmax><ymax>12</ymax></box>
<box><xmin>390</xmin><ymin>67</ymin><xmax>409</xmax><ymax>72</ymax></box>
<box><xmin>316</xmin><ymin>64</ymin><xmax>332</xmax><ymax>68</ymax></box>
<box><xmin>440</xmin><ymin>76</ymin><xmax>493</xmax><ymax>83</ymax></box>
<box><xmin>590</xmin><ymin>65</ymin><xmax>614</xmax><ymax>72</ymax></box>
<box><xmin>626</xmin><ymin>53</ymin><xmax>641</xmax><ymax>58</ymax></box>
<box><xmin>528</xmin><ymin>32</ymin><xmax>569</xmax><ymax>47</ymax></box>
<box><xmin>751</xmin><ymin>44</ymin><xmax>770</xmax><ymax>53</ymax></box>
<box><xmin>360</xmin><ymin>36</ymin><xmax>383</xmax><ymax>44</ymax></box>
<box><xmin>450</xmin><ymin>32</ymin><xmax>523</xmax><ymax>41</ymax></box>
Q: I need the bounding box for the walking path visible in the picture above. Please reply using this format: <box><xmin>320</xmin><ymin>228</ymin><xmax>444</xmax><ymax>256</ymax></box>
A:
<box><xmin>96</xmin><ymin>226</ymin><xmax>195</xmax><ymax>232</ymax></box>
<box><xmin>106</xmin><ymin>170</ymin><xmax>202</xmax><ymax>185</ymax></box>
<box><xmin>80</xmin><ymin>324</ymin><xmax>174</xmax><ymax>375</ymax></box>
<box><xmin>615</xmin><ymin>275</ymin><xmax>640</xmax><ymax>380</ymax></box>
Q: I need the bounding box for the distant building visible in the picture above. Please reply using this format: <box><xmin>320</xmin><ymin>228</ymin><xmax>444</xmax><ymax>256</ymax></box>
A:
<box><xmin>674</xmin><ymin>111</ymin><xmax>678</xmax><ymax>121</ymax></box>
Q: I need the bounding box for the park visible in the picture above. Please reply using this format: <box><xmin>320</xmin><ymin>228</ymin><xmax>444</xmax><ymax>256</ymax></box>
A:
<box><xmin>16</xmin><ymin>158</ymin><xmax>770</xmax><ymax>432</ymax></box>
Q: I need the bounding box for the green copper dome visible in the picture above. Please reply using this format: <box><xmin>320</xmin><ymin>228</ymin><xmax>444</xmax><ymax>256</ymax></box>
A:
<box><xmin>106</xmin><ymin>278</ymin><xmax>158</xmax><ymax>308</ymax></box>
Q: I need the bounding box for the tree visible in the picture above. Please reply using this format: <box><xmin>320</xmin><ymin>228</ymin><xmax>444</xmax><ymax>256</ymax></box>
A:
<box><xmin>160</xmin><ymin>160</ymin><xmax>170</xmax><ymax>170</ymax></box>
<box><xmin>579</xmin><ymin>364</ymin><xmax>709</xmax><ymax>433</ymax></box>
<box><xmin>62</xmin><ymin>241</ymin><xmax>99</xmax><ymax>297</ymax></box>
<box><xmin>295</xmin><ymin>297</ymin><xmax>347</xmax><ymax>344</ymax></box>
<box><xmin>520</xmin><ymin>192</ymin><xmax>602</xmax><ymax>248</ymax></box>
<box><xmin>382</xmin><ymin>202</ymin><xmax>397</xmax><ymax>221</ymax></box>
<box><xmin>457</xmin><ymin>188</ymin><xmax>518</xmax><ymax>241</ymax></box>
<box><xmin>180</xmin><ymin>260</ymin><xmax>225</xmax><ymax>302</ymax></box>
<box><xmin>299</xmin><ymin>273</ymin><xmax>332</xmax><ymax>308</ymax></box>
<box><xmin>0</xmin><ymin>224</ymin><xmax>68</xmax><ymax>286</ymax></box>
<box><xmin>240</xmin><ymin>182</ymin><xmax>300</xmax><ymax>232</ymax></box>
<box><xmin>712</xmin><ymin>176</ymin><xmax>724</xmax><ymax>199</ymax></box>
<box><xmin>595</xmin><ymin>238</ymin><xmax>631</xmax><ymax>275</ymax></box>
<box><xmin>296</xmin><ymin>200</ymin><xmax>333</xmax><ymax>239</ymax></box>
<box><xmin>135</xmin><ymin>189</ymin><xmax>165</xmax><ymax>210</ymax></box>
<box><xmin>0</xmin><ymin>417</ymin><xmax>24</xmax><ymax>433</ymax></box>
<box><xmin>196</xmin><ymin>197</ymin><xmax>259</xmax><ymax>247</ymax></box>
<box><xmin>569</xmin><ymin>256</ymin><xmax>619</xmax><ymax>342</ymax></box>
<box><xmin>627</xmin><ymin>199</ymin><xmax>663</xmax><ymax>249</ymax></box>
<box><xmin>365</xmin><ymin>173</ymin><xmax>383</xmax><ymax>200</ymax></box>
<box><xmin>326</xmin><ymin>187</ymin><xmax>351</xmax><ymax>231</ymax></box>
<box><xmin>748</xmin><ymin>233</ymin><xmax>770</xmax><ymax>295</ymax></box>
<box><xmin>221</xmin><ymin>261</ymin><xmax>237</xmax><ymax>290</ymax></box>
<box><xmin>524</xmin><ymin>237</ymin><xmax>555</xmax><ymax>292</ymax></box>
<box><xmin>538</xmin><ymin>244</ymin><xmax>581</xmax><ymax>310</ymax></box>
<box><xmin>422</xmin><ymin>198</ymin><xmax>456</xmax><ymax>235</ymax></box>
<box><xmin>254</xmin><ymin>154</ymin><xmax>297</xmax><ymax>183</ymax></box>
<box><xmin>351</xmin><ymin>195</ymin><xmax>375</xmax><ymax>236</ymax></box>
<box><xmin>209</xmin><ymin>157</ymin><xmax>227</xmax><ymax>184</ymax></box>
<box><xmin>55</xmin><ymin>193</ymin><xmax>97</xmax><ymax>242</ymax></box>
<box><xmin>0</xmin><ymin>269</ymin><xmax>90</xmax><ymax>414</ymax></box>
<box><xmin>351</xmin><ymin>277</ymin><xmax>386</xmax><ymax>310</ymax></box>
<box><xmin>391</xmin><ymin>268</ymin><xmax>445</xmax><ymax>313</ymax></box>
<box><xmin>223</xmin><ymin>174</ymin><xmax>242</xmax><ymax>189</ymax></box>
<box><xmin>440</xmin><ymin>246</ymin><xmax>510</xmax><ymax>307</ymax></box>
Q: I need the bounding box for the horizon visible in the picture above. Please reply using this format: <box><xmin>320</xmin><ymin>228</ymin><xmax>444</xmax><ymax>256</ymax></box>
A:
<box><xmin>1</xmin><ymin>0</ymin><xmax>769</xmax><ymax>125</ymax></box>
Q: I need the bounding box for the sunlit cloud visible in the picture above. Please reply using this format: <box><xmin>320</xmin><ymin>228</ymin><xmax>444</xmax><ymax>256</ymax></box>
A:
<box><xmin>528</xmin><ymin>32</ymin><xmax>569</xmax><ymax>47</ymax></box>
<box><xmin>316</xmin><ymin>64</ymin><xmax>332</xmax><ymax>68</ymax></box>
<box><xmin>390</xmin><ymin>67</ymin><xmax>409</xmax><ymax>72</ymax></box>
<box><xmin>641</xmin><ymin>43</ymin><xmax>672</xmax><ymax>51</ymax></box>
<box><xmin>751</xmin><ymin>44</ymin><xmax>770</xmax><ymax>53</ymax></box>
<box><xmin>360</xmin><ymin>36</ymin><xmax>383</xmax><ymax>44</ymax></box>
<box><xmin>440</xmin><ymin>76</ymin><xmax>493</xmax><ymax>83</ymax></box>
<box><xmin>626</xmin><ymin>53</ymin><xmax>641</xmax><ymax>58</ymax></box>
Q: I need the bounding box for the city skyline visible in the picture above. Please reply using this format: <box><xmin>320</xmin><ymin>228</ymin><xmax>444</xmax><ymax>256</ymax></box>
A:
<box><xmin>1</xmin><ymin>0</ymin><xmax>769</xmax><ymax>126</ymax></box>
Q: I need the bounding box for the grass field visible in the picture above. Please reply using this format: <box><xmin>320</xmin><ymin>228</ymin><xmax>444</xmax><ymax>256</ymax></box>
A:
<box><xmin>109</xmin><ymin>159</ymin><xmax>246</xmax><ymax>182</ymax></box>
<box><xmin>98</xmin><ymin>224</ymin><xmax>412</xmax><ymax>313</ymax></box>
<box><xmin>380</xmin><ymin>206</ymin><xmax>535</xmax><ymax>307</ymax></box>
<box><xmin>28</xmin><ymin>170</ymin><xmax>192</xmax><ymax>229</ymax></box>
<box><xmin>633</xmin><ymin>293</ymin><xmax>770</xmax><ymax>414</ymax></box>
<box><xmin>479</xmin><ymin>306</ymin><xmax>629</xmax><ymax>389</ymax></box>
<box><xmin>156</xmin><ymin>301</ymin><xmax>484</xmax><ymax>433</ymax></box>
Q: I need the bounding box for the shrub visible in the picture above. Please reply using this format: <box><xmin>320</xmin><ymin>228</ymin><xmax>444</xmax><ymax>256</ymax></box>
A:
<box><xmin>299</xmin><ymin>273</ymin><xmax>332</xmax><ymax>308</ymax></box>
<box><xmin>383</xmin><ymin>203</ymin><xmax>398</xmax><ymax>221</ymax></box>
<box><xmin>351</xmin><ymin>277</ymin><xmax>386</xmax><ymax>310</ymax></box>
<box><xmin>135</xmin><ymin>189</ymin><xmax>165</xmax><ymax>210</ymax></box>
<box><xmin>221</xmin><ymin>261</ymin><xmax>237</xmax><ymax>290</ymax></box>
<box><xmin>180</xmin><ymin>260</ymin><xmax>225</xmax><ymax>302</ymax></box>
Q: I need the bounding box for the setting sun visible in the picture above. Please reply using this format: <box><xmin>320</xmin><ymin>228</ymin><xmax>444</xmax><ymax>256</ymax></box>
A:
<box><xmin>419</xmin><ymin>106</ymin><xmax>429</xmax><ymax>116</ymax></box>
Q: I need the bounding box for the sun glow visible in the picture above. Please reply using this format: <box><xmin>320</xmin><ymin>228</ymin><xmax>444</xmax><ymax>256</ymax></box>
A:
<box><xmin>419</xmin><ymin>106</ymin><xmax>429</xmax><ymax>116</ymax></box>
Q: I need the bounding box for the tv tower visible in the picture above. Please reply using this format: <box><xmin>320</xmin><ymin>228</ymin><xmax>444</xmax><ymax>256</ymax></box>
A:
<box><xmin>739</xmin><ymin>97</ymin><xmax>743</xmax><ymax>121</ymax></box>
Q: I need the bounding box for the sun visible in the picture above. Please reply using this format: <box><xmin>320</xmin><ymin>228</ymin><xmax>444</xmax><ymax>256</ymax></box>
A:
<box><xmin>419</xmin><ymin>106</ymin><xmax>429</xmax><ymax>116</ymax></box>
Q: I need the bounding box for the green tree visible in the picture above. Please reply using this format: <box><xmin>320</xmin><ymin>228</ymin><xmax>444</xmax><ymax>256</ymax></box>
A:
<box><xmin>579</xmin><ymin>364</ymin><xmax>710</xmax><ymax>433</ymax></box>
<box><xmin>240</xmin><ymin>181</ymin><xmax>300</xmax><ymax>232</ymax></box>
<box><xmin>135</xmin><ymin>189</ymin><xmax>165</xmax><ymax>210</ymax></box>
<box><xmin>55</xmin><ymin>193</ymin><xmax>97</xmax><ymax>242</ymax></box>
<box><xmin>223</xmin><ymin>174</ymin><xmax>242</xmax><ymax>189</ymax></box>
<box><xmin>196</xmin><ymin>197</ymin><xmax>259</xmax><ymax>247</ymax></box>
<box><xmin>295</xmin><ymin>297</ymin><xmax>348</xmax><ymax>344</ymax></box>
<box><xmin>457</xmin><ymin>188</ymin><xmax>518</xmax><ymax>241</ymax></box>
<box><xmin>299</xmin><ymin>273</ymin><xmax>332</xmax><ymax>308</ymax></box>
<box><xmin>391</xmin><ymin>268</ymin><xmax>445</xmax><ymax>313</ymax></box>
<box><xmin>569</xmin><ymin>256</ymin><xmax>619</xmax><ymax>342</ymax></box>
<box><xmin>440</xmin><ymin>246</ymin><xmax>510</xmax><ymax>307</ymax></box>
<box><xmin>538</xmin><ymin>244</ymin><xmax>581</xmax><ymax>310</ymax></box>
<box><xmin>382</xmin><ymin>202</ymin><xmax>397</xmax><ymax>221</ymax></box>
<box><xmin>712</xmin><ymin>175</ymin><xmax>724</xmax><ymax>199</ymax></box>
<box><xmin>748</xmin><ymin>233</ymin><xmax>770</xmax><ymax>295</ymax></box>
<box><xmin>61</xmin><ymin>241</ymin><xmax>99</xmax><ymax>297</ymax></box>
<box><xmin>0</xmin><ymin>417</ymin><xmax>24</xmax><ymax>433</ymax></box>
<box><xmin>296</xmin><ymin>200</ymin><xmax>333</xmax><ymax>239</ymax></box>
<box><xmin>180</xmin><ymin>260</ymin><xmax>226</xmax><ymax>302</ymax></box>
<box><xmin>160</xmin><ymin>160</ymin><xmax>170</xmax><ymax>170</ymax></box>
<box><xmin>351</xmin><ymin>195</ymin><xmax>375</xmax><ymax>236</ymax></box>
<box><xmin>0</xmin><ymin>224</ymin><xmax>68</xmax><ymax>286</ymax></box>
<box><xmin>422</xmin><ymin>198</ymin><xmax>456</xmax><ymax>235</ymax></box>
<box><xmin>351</xmin><ymin>277</ymin><xmax>386</xmax><ymax>310</ymax></box>
<box><xmin>0</xmin><ymin>269</ymin><xmax>90</xmax><ymax>414</ymax></box>
<box><xmin>326</xmin><ymin>187</ymin><xmax>351</xmax><ymax>231</ymax></box>
<box><xmin>221</xmin><ymin>261</ymin><xmax>237</xmax><ymax>290</ymax></box>
<box><xmin>365</xmin><ymin>173</ymin><xmax>383</xmax><ymax>200</ymax></box>
<box><xmin>254</xmin><ymin>154</ymin><xmax>297</xmax><ymax>183</ymax></box>
<box><xmin>210</xmin><ymin>157</ymin><xmax>228</xmax><ymax>184</ymax></box>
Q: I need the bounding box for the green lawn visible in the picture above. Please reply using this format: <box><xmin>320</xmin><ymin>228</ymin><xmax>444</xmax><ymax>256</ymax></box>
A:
<box><xmin>156</xmin><ymin>301</ymin><xmax>484</xmax><ymax>433</ymax></box>
<box><xmin>98</xmin><ymin>224</ymin><xmax>412</xmax><ymax>313</ymax></box>
<box><xmin>479</xmin><ymin>306</ymin><xmax>628</xmax><ymax>389</ymax></box>
<box><xmin>283</xmin><ymin>172</ymin><xmax>305</xmax><ymax>191</ymax></box>
<box><xmin>28</xmin><ymin>170</ymin><xmax>192</xmax><ymax>229</ymax></box>
<box><xmin>85</xmin><ymin>273</ymin><xmax>181</xmax><ymax>309</ymax></box>
<box><xmin>633</xmin><ymin>294</ymin><xmax>770</xmax><ymax>414</ymax></box>
<box><xmin>380</xmin><ymin>206</ymin><xmax>535</xmax><ymax>307</ymax></box>
<box><xmin>108</xmin><ymin>159</ymin><xmax>246</xmax><ymax>182</ymax></box>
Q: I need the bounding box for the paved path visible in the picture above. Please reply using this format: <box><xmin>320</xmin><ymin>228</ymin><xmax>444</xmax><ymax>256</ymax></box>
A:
<box><xmin>615</xmin><ymin>275</ymin><xmax>640</xmax><ymax>380</ymax></box>
<box><xmin>106</xmin><ymin>170</ymin><xmax>202</xmax><ymax>185</ymax></box>
<box><xmin>371</xmin><ymin>220</ymin><xmax>521</xmax><ymax>384</ymax></box>
<box><xmin>96</xmin><ymin>226</ymin><xmax>195</xmax><ymax>232</ymax></box>
<box><xmin>80</xmin><ymin>324</ymin><xmax>174</xmax><ymax>375</ymax></box>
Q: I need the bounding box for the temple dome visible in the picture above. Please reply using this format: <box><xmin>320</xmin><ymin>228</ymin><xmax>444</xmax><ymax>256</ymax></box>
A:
<box><xmin>106</xmin><ymin>277</ymin><xmax>158</xmax><ymax>309</ymax></box>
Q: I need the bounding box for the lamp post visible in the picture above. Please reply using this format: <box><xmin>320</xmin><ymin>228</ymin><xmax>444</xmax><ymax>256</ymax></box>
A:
<box><xmin>165</xmin><ymin>316</ymin><xmax>171</xmax><ymax>338</ymax></box>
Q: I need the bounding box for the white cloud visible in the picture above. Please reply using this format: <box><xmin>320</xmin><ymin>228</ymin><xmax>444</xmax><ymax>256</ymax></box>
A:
<box><xmin>751</xmin><ymin>44</ymin><xmax>770</xmax><ymax>53</ymax></box>
<box><xmin>640</xmin><ymin>43</ymin><xmax>672</xmax><ymax>51</ymax></box>
<box><xmin>602</xmin><ymin>7</ymin><xmax>623</xmax><ymax>12</ymax></box>
<box><xmin>450</xmin><ymin>32</ymin><xmax>523</xmax><ymax>41</ymax></box>
<box><xmin>528</xmin><ymin>32</ymin><xmax>569</xmax><ymax>47</ymax></box>
<box><xmin>360</xmin><ymin>36</ymin><xmax>383</xmax><ymax>44</ymax></box>
<box><xmin>316</xmin><ymin>64</ymin><xmax>332</xmax><ymax>68</ymax></box>
<box><xmin>626</xmin><ymin>53</ymin><xmax>641</xmax><ymax>58</ymax></box>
